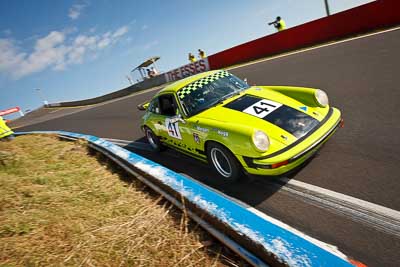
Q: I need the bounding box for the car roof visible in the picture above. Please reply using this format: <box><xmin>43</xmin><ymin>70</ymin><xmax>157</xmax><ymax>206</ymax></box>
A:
<box><xmin>158</xmin><ymin>70</ymin><xmax>222</xmax><ymax>95</ymax></box>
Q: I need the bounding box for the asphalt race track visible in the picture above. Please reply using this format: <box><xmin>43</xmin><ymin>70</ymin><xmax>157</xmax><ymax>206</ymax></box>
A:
<box><xmin>11</xmin><ymin>28</ymin><xmax>400</xmax><ymax>267</ymax></box>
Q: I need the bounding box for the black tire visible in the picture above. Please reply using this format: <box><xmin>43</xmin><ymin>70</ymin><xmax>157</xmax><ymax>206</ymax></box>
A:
<box><xmin>144</xmin><ymin>126</ymin><xmax>163</xmax><ymax>152</ymax></box>
<box><xmin>206</xmin><ymin>142</ymin><xmax>242</xmax><ymax>181</ymax></box>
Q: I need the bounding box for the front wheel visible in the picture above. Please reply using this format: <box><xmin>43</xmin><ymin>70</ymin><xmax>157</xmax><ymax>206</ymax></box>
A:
<box><xmin>144</xmin><ymin>126</ymin><xmax>163</xmax><ymax>152</ymax></box>
<box><xmin>207</xmin><ymin>142</ymin><xmax>242</xmax><ymax>181</ymax></box>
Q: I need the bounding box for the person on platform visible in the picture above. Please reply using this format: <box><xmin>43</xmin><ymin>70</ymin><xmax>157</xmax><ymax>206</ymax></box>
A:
<box><xmin>188</xmin><ymin>52</ymin><xmax>196</xmax><ymax>63</ymax></box>
<box><xmin>268</xmin><ymin>16</ymin><xmax>286</xmax><ymax>32</ymax></box>
<box><xmin>147</xmin><ymin>68</ymin><xmax>155</xmax><ymax>78</ymax></box>
<box><xmin>151</xmin><ymin>67</ymin><xmax>158</xmax><ymax>76</ymax></box>
<box><xmin>0</xmin><ymin>116</ymin><xmax>14</xmax><ymax>141</ymax></box>
<box><xmin>198</xmin><ymin>49</ymin><xmax>206</xmax><ymax>59</ymax></box>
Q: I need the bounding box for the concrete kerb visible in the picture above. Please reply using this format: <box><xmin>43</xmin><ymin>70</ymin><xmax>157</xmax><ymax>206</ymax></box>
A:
<box><xmin>15</xmin><ymin>131</ymin><xmax>360</xmax><ymax>267</ymax></box>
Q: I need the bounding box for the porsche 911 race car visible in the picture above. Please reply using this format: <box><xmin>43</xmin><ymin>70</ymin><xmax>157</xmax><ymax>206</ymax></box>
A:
<box><xmin>138</xmin><ymin>70</ymin><xmax>342</xmax><ymax>181</ymax></box>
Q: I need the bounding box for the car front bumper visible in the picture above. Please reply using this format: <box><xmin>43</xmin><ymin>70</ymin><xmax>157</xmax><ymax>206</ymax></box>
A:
<box><xmin>240</xmin><ymin>107</ymin><xmax>342</xmax><ymax>176</ymax></box>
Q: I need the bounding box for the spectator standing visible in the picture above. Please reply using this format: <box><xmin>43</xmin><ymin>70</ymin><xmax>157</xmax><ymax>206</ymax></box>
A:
<box><xmin>188</xmin><ymin>53</ymin><xmax>196</xmax><ymax>63</ymax></box>
<box><xmin>268</xmin><ymin>16</ymin><xmax>286</xmax><ymax>32</ymax></box>
<box><xmin>147</xmin><ymin>68</ymin><xmax>154</xmax><ymax>78</ymax></box>
<box><xmin>0</xmin><ymin>116</ymin><xmax>14</xmax><ymax>141</ymax></box>
<box><xmin>198</xmin><ymin>49</ymin><xmax>206</xmax><ymax>59</ymax></box>
<box><xmin>151</xmin><ymin>67</ymin><xmax>158</xmax><ymax>76</ymax></box>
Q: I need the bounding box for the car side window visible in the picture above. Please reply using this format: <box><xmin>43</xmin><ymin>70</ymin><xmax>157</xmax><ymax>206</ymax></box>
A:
<box><xmin>159</xmin><ymin>94</ymin><xmax>178</xmax><ymax>116</ymax></box>
<box><xmin>148</xmin><ymin>98</ymin><xmax>160</xmax><ymax>114</ymax></box>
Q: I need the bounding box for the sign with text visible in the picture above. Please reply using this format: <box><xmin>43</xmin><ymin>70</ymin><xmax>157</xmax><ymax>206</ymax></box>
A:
<box><xmin>0</xmin><ymin>106</ymin><xmax>20</xmax><ymax>116</ymax></box>
<box><xmin>164</xmin><ymin>58</ymin><xmax>209</xmax><ymax>83</ymax></box>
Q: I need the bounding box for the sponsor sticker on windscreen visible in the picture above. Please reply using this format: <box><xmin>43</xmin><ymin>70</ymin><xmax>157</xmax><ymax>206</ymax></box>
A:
<box><xmin>242</xmin><ymin>99</ymin><xmax>282</xmax><ymax>118</ymax></box>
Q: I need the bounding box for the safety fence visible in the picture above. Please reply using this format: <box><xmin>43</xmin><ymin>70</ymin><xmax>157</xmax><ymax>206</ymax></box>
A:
<box><xmin>15</xmin><ymin>131</ymin><xmax>360</xmax><ymax>267</ymax></box>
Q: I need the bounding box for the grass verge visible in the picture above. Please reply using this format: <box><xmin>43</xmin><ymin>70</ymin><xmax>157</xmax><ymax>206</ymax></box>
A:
<box><xmin>0</xmin><ymin>135</ymin><xmax>247</xmax><ymax>266</ymax></box>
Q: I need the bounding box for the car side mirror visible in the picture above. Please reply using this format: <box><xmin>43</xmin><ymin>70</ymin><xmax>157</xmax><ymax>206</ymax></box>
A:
<box><xmin>170</xmin><ymin>114</ymin><xmax>186</xmax><ymax>124</ymax></box>
<box><xmin>137</xmin><ymin>101</ymin><xmax>149</xmax><ymax>111</ymax></box>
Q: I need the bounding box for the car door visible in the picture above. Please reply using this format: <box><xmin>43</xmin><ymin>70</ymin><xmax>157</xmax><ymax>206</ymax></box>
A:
<box><xmin>144</xmin><ymin>97</ymin><xmax>166</xmax><ymax>136</ymax></box>
<box><xmin>154</xmin><ymin>93</ymin><xmax>185</xmax><ymax>146</ymax></box>
<box><xmin>154</xmin><ymin>93</ymin><xmax>203</xmax><ymax>156</ymax></box>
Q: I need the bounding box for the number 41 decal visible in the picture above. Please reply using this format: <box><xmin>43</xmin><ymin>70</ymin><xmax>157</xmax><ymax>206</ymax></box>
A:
<box><xmin>165</xmin><ymin>118</ymin><xmax>182</xmax><ymax>140</ymax></box>
<box><xmin>243</xmin><ymin>99</ymin><xmax>282</xmax><ymax>118</ymax></box>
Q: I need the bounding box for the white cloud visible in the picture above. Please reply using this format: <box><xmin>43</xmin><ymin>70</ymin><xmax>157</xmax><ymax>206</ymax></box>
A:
<box><xmin>97</xmin><ymin>38</ymin><xmax>111</xmax><ymax>49</ymax></box>
<box><xmin>74</xmin><ymin>34</ymin><xmax>97</xmax><ymax>47</ymax></box>
<box><xmin>97</xmin><ymin>27</ymin><xmax>129</xmax><ymax>49</ymax></box>
<box><xmin>97</xmin><ymin>32</ymin><xmax>111</xmax><ymax>49</ymax></box>
<box><xmin>143</xmin><ymin>40</ymin><xmax>159</xmax><ymax>50</ymax></box>
<box><xmin>113</xmin><ymin>26</ymin><xmax>129</xmax><ymax>38</ymax></box>
<box><xmin>67</xmin><ymin>46</ymin><xmax>86</xmax><ymax>64</ymax></box>
<box><xmin>0</xmin><ymin>39</ymin><xmax>26</xmax><ymax>73</ymax></box>
<box><xmin>3</xmin><ymin>29</ymin><xmax>12</xmax><ymax>36</ymax></box>
<box><xmin>35</xmin><ymin>31</ymin><xmax>65</xmax><ymax>50</ymax></box>
<box><xmin>0</xmin><ymin>25</ymin><xmax>129</xmax><ymax>79</ymax></box>
<box><xmin>68</xmin><ymin>4</ymin><xmax>87</xmax><ymax>20</ymax></box>
<box><xmin>14</xmin><ymin>31</ymin><xmax>69</xmax><ymax>78</ymax></box>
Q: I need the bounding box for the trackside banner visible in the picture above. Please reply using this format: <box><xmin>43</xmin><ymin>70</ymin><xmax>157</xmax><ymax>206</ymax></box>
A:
<box><xmin>0</xmin><ymin>107</ymin><xmax>20</xmax><ymax>116</ymax></box>
<box><xmin>164</xmin><ymin>58</ymin><xmax>209</xmax><ymax>83</ymax></box>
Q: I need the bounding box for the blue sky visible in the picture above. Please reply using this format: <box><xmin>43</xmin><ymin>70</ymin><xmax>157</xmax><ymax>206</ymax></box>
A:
<box><xmin>0</xmin><ymin>0</ymin><xmax>373</xmax><ymax>117</ymax></box>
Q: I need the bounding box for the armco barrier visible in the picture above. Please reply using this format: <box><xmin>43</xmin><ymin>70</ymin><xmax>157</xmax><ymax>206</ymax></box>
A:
<box><xmin>15</xmin><ymin>131</ymin><xmax>362</xmax><ymax>267</ymax></box>
<box><xmin>208</xmin><ymin>0</ymin><xmax>400</xmax><ymax>69</ymax></box>
<box><xmin>48</xmin><ymin>74</ymin><xmax>167</xmax><ymax>108</ymax></box>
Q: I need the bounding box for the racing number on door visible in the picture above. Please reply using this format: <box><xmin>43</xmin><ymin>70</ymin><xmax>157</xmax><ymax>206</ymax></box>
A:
<box><xmin>165</xmin><ymin>118</ymin><xmax>182</xmax><ymax>140</ymax></box>
<box><xmin>243</xmin><ymin>99</ymin><xmax>282</xmax><ymax>118</ymax></box>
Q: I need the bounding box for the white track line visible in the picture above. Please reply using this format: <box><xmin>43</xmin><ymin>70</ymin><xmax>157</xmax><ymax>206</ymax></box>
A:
<box><xmin>281</xmin><ymin>177</ymin><xmax>400</xmax><ymax>221</ymax></box>
<box><xmin>274</xmin><ymin>178</ymin><xmax>400</xmax><ymax>238</ymax></box>
<box><xmin>105</xmin><ymin>137</ymin><xmax>400</xmax><ymax>238</ymax></box>
<box><xmin>228</xmin><ymin>25</ymin><xmax>400</xmax><ymax>70</ymax></box>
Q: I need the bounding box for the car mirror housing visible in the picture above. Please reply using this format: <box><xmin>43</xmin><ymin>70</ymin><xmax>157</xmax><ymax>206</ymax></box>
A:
<box><xmin>170</xmin><ymin>114</ymin><xmax>186</xmax><ymax>124</ymax></box>
<box><xmin>137</xmin><ymin>102</ymin><xmax>150</xmax><ymax>111</ymax></box>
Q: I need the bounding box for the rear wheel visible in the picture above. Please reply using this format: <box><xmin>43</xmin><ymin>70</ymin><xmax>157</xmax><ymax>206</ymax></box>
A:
<box><xmin>207</xmin><ymin>142</ymin><xmax>241</xmax><ymax>181</ymax></box>
<box><xmin>144</xmin><ymin>126</ymin><xmax>162</xmax><ymax>152</ymax></box>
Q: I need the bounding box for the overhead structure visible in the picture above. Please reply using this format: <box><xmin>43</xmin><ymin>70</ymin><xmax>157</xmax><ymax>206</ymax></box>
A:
<box><xmin>131</xmin><ymin>56</ymin><xmax>160</xmax><ymax>81</ymax></box>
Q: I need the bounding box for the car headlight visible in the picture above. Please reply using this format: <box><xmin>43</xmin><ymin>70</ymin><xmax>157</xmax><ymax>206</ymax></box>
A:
<box><xmin>315</xmin><ymin>89</ymin><xmax>329</xmax><ymax>107</ymax></box>
<box><xmin>252</xmin><ymin>130</ymin><xmax>270</xmax><ymax>152</ymax></box>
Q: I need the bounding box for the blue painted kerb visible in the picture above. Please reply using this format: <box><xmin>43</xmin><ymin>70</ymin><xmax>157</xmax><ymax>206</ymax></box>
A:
<box><xmin>16</xmin><ymin>131</ymin><xmax>356</xmax><ymax>267</ymax></box>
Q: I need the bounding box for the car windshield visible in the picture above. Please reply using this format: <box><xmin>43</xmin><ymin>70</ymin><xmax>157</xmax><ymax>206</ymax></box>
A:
<box><xmin>177</xmin><ymin>71</ymin><xmax>250</xmax><ymax>117</ymax></box>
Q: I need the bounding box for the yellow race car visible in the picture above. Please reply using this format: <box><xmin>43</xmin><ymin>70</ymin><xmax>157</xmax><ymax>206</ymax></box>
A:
<box><xmin>139</xmin><ymin>70</ymin><xmax>342</xmax><ymax>181</ymax></box>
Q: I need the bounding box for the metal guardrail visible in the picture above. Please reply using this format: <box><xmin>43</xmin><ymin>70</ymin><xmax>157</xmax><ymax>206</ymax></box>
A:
<box><xmin>15</xmin><ymin>131</ymin><xmax>359</xmax><ymax>267</ymax></box>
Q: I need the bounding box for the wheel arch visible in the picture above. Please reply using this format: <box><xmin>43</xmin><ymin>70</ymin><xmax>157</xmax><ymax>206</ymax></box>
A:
<box><xmin>204</xmin><ymin>139</ymin><xmax>242</xmax><ymax>165</ymax></box>
<box><xmin>204</xmin><ymin>140</ymin><xmax>244</xmax><ymax>181</ymax></box>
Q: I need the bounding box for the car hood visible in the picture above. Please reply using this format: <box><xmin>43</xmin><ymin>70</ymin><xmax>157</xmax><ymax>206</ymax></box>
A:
<box><xmin>195</xmin><ymin>87</ymin><xmax>327</xmax><ymax>146</ymax></box>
